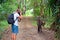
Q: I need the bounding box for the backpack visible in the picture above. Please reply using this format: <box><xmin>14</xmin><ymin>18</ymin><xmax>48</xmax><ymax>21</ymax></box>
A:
<box><xmin>7</xmin><ymin>14</ymin><xmax>15</xmax><ymax>24</ymax></box>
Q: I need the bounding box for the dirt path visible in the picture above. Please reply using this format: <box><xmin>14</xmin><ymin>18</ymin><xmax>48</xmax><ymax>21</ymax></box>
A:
<box><xmin>1</xmin><ymin>17</ymin><xmax>55</xmax><ymax>40</ymax></box>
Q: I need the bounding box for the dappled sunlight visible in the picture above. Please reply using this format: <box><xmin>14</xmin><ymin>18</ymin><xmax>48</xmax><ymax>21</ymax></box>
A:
<box><xmin>23</xmin><ymin>9</ymin><xmax>33</xmax><ymax>17</ymax></box>
<box><xmin>0</xmin><ymin>0</ymin><xmax>60</xmax><ymax>40</ymax></box>
<box><xmin>1</xmin><ymin>17</ymin><xmax>55</xmax><ymax>40</ymax></box>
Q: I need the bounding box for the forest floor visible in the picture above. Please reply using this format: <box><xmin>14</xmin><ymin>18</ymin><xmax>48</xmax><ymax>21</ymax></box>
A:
<box><xmin>1</xmin><ymin>17</ymin><xmax>55</xmax><ymax>40</ymax></box>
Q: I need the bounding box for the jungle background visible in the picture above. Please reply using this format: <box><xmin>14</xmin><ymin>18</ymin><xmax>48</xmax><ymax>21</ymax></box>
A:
<box><xmin>0</xmin><ymin>0</ymin><xmax>60</xmax><ymax>40</ymax></box>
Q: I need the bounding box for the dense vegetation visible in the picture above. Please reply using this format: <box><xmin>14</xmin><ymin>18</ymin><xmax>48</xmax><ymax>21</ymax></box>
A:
<box><xmin>0</xmin><ymin>0</ymin><xmax>60</xmax><ymax>40</ymax></box>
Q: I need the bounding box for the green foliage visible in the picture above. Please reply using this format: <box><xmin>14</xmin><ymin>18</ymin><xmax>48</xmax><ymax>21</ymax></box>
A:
<box><xmin>34</xmin><ymin>7</ymin><xmax>40</xmax><ymax>16</ymax></box>
<box><xmin>0</xmin><ymin>0</ymin><xmax>6</xmax><ymax>4</ymax></box>
<box><xmin>23</xmin><ymin>9</ymin><xmax>33</xmax><ymax>16</ymax></box>
<box><xmin>0</xmin><ymin>20</ymin><xmax>8</xmax><ymax>39</ymax></box>
<box><xmin>48</xmin><ymin>0</ymin><xmax>60</xmax><ymax>40</ymax></box>
<box><xmin>33</xmin><ymin>0</ymin><xmax>41</xmax><ymax>16</ymax></box>
<box><xmin>0</xmin><ymin>0</ymin><xmax>60</xmax><ymax>40</ymax></box>
<box><xmin>32</xmin><ymin>21</ymin><xmax>37</xmax><ymax>27</ymax></box>
<box><xmin>0</xmin><ymin>20</ymin><xmax>8</xmax><ymax>32</ymax></box>
<box><xmin>0</xmin><ymin>0</ymin><xmax>20</xmax><ymax>39</ymax></box>
<box><xmin>0</xmin><ymin>0</ymin><xmax>20</xmax><ymax>20</ymax></box>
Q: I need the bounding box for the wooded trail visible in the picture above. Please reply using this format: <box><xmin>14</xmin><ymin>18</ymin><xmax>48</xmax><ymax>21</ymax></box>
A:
<box><xmin>1</xmin><ymin>17</ymin><xmax>55</xmax><ymax>40</ymax></box>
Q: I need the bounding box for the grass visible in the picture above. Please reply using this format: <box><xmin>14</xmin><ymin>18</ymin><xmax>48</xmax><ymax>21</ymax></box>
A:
<box><xmin>0</xmin><ymin>20</ymin><xmax>8</xmax><ymax>32</ymax></box>
<box><xmin>31</xmin><ymin>16</ymin><xmax>55</xmax><ymax>29</ymax></box>
<box><xmin>0</xmin><ymin>20</ymin><xmax>8</xmax><ymax>39</ymax></box>
<box><xmin>32</xmin><ymin>20</ymin><xmax>37</xmax><ymax>27</ymax></box>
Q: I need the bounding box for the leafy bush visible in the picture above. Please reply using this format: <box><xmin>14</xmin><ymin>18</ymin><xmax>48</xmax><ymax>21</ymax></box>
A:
<box><xmin>0</xmin><ymin>20</ymin><xmax>8</xmax><ymax>39</ymax></box>
<box><xmin>0</xmin><ymin>20</ymin><xmax>8</xmax><ymax>32</ymax></box>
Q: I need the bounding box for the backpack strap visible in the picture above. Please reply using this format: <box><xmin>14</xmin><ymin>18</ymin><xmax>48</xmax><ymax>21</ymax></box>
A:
<box><xmin>14</xmin><ymin>17</ymin><xmax>18</xmax><ymax>21</ymax></box>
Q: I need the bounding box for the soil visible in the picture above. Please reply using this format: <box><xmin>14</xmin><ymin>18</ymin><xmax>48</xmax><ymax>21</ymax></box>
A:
<box><xmin>1</xmin><ymin>17</ymin><xmax>55</xmax><ymax>40</ymax></box>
